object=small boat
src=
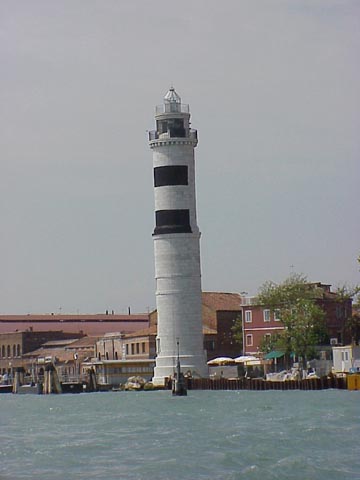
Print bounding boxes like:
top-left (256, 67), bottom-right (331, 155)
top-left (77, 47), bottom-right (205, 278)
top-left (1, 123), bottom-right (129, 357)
top-left (0, 384), bottom-right (13, 394)
top-left (17, 383), bottom-right (43, 395)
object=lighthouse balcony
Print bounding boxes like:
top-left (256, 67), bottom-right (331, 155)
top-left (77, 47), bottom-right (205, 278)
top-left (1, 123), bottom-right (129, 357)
top-left (148, 129), bottom-right (197, 142)
top-left (155, 103), bottom-right (189, 114)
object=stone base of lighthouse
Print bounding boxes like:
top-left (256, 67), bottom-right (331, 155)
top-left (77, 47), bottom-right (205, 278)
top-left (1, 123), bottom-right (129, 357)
top-left (152, 233), bottom-right (209, 386)
top-left (153, 354), bottom-right (209, 387)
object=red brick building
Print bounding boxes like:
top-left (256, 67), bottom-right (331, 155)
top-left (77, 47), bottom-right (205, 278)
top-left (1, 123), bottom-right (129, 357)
top-left (242, 283), bottom-right (352, 356)
top-left (201, 292), bottom-right (242, 359)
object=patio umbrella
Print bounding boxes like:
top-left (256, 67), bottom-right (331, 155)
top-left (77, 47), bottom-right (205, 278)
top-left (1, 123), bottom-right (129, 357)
top-left (234, 355), bottom-right (258, 363)
top-left (245, 359), bottom-right (262, 366)
top-left (207, 357), bottom-right (235, 366)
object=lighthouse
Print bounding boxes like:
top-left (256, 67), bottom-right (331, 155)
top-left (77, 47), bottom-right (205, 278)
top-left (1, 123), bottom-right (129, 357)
top-left (149, 87), bottom-right (208, 385)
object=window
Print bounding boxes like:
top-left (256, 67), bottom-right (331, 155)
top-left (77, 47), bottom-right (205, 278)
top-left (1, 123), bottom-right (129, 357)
top-left (204, 340), bottom-right (215, 351)
top-left (13, 345), bottom-right (16, 357)
top-left (115, 351), bottom-right (118, 360)
top-left (131, 344), bottom-right (135, 355)
top-left (263, 309), bottom-right (270, 322)
top-left (1, 346), bottom-right (4, 358)
top-left (16, 344), bottom-right (21, 357)
top-left (156, 118), bottom-right (185, 137)
top-left (126, 344), bottom-right (129, 355)
top-left (142, 342), bottom-right (146, 353)
top-left (341, 351), bottom-right (349, 361)
top-left (264, 333), bottom-right (271, 341)
top-left (336, 305), bottom-right (344, 319)
top-left (274, 309), bottom-right (281, 321)
top-left (7, 346), bottom-right (10, 357)
top-left (136, 343), bottom-right (140, 354)
top-left (246, 334), bottom-right (253, 347)
top-left (245, 310), bottom-right (252, 323)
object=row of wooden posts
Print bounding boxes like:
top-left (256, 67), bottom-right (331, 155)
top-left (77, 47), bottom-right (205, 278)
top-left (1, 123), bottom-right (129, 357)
top-left (11, 367), bottom-right (350, 393)
top-left (11, 365), bottom-right (99, 394)
top-left (186, 376), bottom-right (348, 391)
top-left (12, 365), bottom-right (62, 394)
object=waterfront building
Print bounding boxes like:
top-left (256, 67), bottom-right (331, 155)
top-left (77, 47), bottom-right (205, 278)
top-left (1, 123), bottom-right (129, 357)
top-left (148, 87), bottom-right (208, 384)
top-left (242, 283), bottom-right (353, 356)
top-left (90, 291), bottom-right (243, 388)
top-left (22, 335), bottom-right (98, 383)
top-left (332, 344), bottom-right (360, 373)
top-left (0, 330), bottom-right (84, 375)
top-left (101, 293), bottom-right (241, 360)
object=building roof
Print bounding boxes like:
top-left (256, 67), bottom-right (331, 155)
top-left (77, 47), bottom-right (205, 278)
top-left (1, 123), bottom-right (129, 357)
top-left (23, 347), bottom-right (76, 362)
top-left (64, 336), bottom-right (100, 349)
top-left (203, 325), bottom-right (217, 335)
top-left (23, 337), bottom-right (98, 362)
top-left (0, 313), bottom-right (149, 322)
top-left (122, 324), bottom-right (216, 340)
top-left (124, 325), bottom-right (158, 338)
top-left (202, 292), bottom-right (242, 312)
top-left (41, 339), bottom-right (80, 348)
top-left (0, 313), bottom-right (149, 335)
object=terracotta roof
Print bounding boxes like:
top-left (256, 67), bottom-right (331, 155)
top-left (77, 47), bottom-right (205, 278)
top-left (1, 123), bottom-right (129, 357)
top-left (124, 325), bottom-right (158, 338)
top-left (203, 325), bottom-right (217, 334)
top-left (23, 347), bottom-right (76, 362)
top-left (65, 336), bottom-right (100, 349)
top-left (122, 324), bottom-right (216, 339)
top-left (202, 292), bottom-right (242, 312)
top-left (0, 314), bottom-right (149, 322)
top-left (0, 314), bottom-right (149, 336)
top-left (41, 339), bottom-right (80, 347)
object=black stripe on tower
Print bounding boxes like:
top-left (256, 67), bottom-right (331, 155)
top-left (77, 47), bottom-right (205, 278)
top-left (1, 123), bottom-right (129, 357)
top-left (154, 166), bottom-right (188, 187)
top-left (153, 209), bottom-right (192, 235)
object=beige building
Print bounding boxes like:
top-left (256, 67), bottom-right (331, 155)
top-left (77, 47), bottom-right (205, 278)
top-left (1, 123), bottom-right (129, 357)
top-left (332, 345), bottom-right (360, 373)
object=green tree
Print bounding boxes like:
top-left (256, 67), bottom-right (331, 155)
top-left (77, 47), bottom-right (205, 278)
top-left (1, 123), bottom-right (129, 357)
top-left (258, 333), bottom-right (282, 354)
top-left (230, 315), bottom-right (243, 353)
top-left (334, 284), bottom-right (360, 343)
top-left (345, 313), bottom-right (360, 344)
top-left (257, 274), bottom-right (326, 370)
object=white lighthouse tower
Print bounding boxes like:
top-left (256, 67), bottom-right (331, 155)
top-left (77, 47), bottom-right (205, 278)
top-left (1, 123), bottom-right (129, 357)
top-left (149, 87), bottom-right (208, 385)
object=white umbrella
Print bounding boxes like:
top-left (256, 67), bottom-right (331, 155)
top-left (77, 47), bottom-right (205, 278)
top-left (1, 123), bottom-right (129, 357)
top-left (245, 359), bottom-right (262, 366)
top-left (207, 357), bottom-right (235, 366)
top-left (234, 355), bottom-right (258, 363)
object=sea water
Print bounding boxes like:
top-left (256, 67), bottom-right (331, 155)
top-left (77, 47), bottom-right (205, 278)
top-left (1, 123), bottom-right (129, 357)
top-left (0, 390), bottom-right (359, 480)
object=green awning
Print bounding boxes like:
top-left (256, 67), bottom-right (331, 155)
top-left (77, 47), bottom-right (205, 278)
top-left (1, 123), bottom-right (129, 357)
top-left (264, 351), bottom-right (285, 360)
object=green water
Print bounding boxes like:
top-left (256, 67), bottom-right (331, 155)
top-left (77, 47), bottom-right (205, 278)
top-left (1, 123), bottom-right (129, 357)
top-left (1, 390), bottom-right (359, 479)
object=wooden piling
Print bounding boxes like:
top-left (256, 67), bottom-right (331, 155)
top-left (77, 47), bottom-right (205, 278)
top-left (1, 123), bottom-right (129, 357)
top-left (187, 376), bottom-right (348, 391)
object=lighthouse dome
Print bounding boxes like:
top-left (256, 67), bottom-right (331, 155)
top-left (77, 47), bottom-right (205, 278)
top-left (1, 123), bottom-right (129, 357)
top-left (164, 87), bottom-right (181, 104)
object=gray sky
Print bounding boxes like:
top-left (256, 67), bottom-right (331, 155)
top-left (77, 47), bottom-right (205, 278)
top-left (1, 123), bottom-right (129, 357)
top-left (1, 0), bottom-right (359, 314)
